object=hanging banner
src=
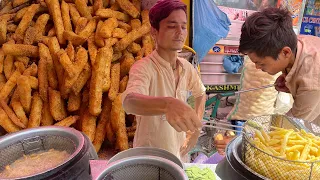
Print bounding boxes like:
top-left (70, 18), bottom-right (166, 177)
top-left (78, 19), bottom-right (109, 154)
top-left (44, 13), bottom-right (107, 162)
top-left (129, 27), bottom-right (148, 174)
top-left (277, 0), bottom-right (304, 27)
top-left (300, 0), bottom-right (320, 37)
top-left (213, 0), bottom-right (278, 11)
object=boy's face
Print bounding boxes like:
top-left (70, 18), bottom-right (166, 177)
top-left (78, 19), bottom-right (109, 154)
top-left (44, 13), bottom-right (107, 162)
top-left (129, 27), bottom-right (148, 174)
top-left (247, 50), bottom-right (291, 75)
top-left (152, 9), bottom-right (187, 51)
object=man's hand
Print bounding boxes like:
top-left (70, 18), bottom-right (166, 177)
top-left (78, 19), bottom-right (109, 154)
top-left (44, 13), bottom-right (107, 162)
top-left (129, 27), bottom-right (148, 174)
top-left (275, 74), bottom-right (290, 93)
top-left (180, 130), bottom-right (200, 156)
top-left (214, 133), bottom-right (235, 155)
top-left (165, 97), bottom-right (202, 132)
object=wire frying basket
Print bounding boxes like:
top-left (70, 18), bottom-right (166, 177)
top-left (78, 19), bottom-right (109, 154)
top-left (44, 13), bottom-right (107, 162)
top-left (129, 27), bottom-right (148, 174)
top-left (0, 126), bottom-right (85, 179)
top-left (96, 156), bottom-right (188, 180)
top-left (242, 114), bottom-right (320, 180)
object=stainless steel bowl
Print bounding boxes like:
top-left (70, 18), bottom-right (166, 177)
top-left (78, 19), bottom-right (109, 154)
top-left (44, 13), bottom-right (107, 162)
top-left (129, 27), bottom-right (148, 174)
top-left (107, 147), bottom-right (184, 169)
top-left (97, 156), bottom-right (188, 180)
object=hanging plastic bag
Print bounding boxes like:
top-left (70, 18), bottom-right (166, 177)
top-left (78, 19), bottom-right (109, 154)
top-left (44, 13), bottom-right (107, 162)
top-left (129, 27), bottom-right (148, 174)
top-left (223, 55), bottom-right (244, 74)
top-left (193, 0), bottom-right (231, 62)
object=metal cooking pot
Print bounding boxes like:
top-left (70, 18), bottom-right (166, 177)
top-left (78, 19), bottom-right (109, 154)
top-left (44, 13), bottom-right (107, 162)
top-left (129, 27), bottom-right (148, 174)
top-left (107, 147), bottom-right (184, 169)
top-left (0, 126), bottom-right (98, 180)
top-left (97, 156), bottom-right (188, 180)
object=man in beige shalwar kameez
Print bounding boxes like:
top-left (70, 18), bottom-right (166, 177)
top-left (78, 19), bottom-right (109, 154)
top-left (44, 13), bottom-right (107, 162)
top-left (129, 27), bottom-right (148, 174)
top-left (121, 0), bottom-right (206, 162)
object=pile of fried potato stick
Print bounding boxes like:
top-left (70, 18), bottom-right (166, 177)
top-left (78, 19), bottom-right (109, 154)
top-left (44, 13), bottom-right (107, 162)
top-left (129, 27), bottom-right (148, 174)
top-left (246, 126), bottom-right (320, 179)
top-left (0, 0), bottom-right (154, 153)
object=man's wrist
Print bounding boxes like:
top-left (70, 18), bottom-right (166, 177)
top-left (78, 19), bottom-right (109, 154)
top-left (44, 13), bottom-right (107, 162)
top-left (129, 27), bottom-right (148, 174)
top-left (163, 97), bottom-right (173, 114)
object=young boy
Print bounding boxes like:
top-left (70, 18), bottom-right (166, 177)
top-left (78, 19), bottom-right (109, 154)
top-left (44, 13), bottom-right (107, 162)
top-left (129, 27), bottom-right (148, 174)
top-left (121, 0), bottom-right (206, 161)
top-left (239, 7), bottom-right (320, 125)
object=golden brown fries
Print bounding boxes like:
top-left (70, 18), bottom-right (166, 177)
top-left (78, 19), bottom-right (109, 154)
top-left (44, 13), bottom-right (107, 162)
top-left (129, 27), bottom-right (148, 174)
top-left (93, 0), bottom-right (103, 14)
top-left (130, 19), bottom-right (141, 30)
top-left (75, 17), bottom-right (88, 34)
top-left (0, 19), bottom-right (7, 45)
top-left (142, 34), bottom-right (154, 57)
top-left (120, 52), bottom-right (135, 78)
top-left (0, 0), bottom-right (151, 154)
top-left (72, 63), bottom-right (91, 95)
top-left (28, 92), bottom-right (43, 128)
top-left (111, 94), bottom-right (128, 151)
top-left (0, 70), bottom-right (21, 100)
top-left (127, 42), bottom-right (141, 54)
top-left (119, 76), bottom-right (129, 93)
top-left (38, 43), bottom-right (49, 102)
top-left (96, 8), bottom-right (130, 22)
top-left (69, 3), bottom-right (81, 26)
top-left (108, 63), bottom-right (120, 101)
top-left (116, 0), bottom-right (139, 18)
top-left (17, 75), bottom-right (31, 113)
top-left (118, 21), bottom-right (131, 32)
top-left (75, 0), bottom-right (92, 19)
top-left (82, 110), bottom-right (96, 142)
top-left (11, 100), bottom-right (28, 127)
top-left (0, 107), bottom-right (21, 133)
top-left (114, 22), bottom-right (151, 51)
top-left (54, 115), bottom-right (79, 127)
top-left (67, 92), bottom-right (81, 112)
top-left (88, 35), bottom-right (98, 66)
top-left (3, 44), bottom-right (39, 57)
top-left (15, 4), bottom-right (40, 40)
top-left (4, 54), bottom-right (13, 79)
top-left (45, 0), bottom-right (65, 44)
top-left (61, 0), bottom-right (72, 32)
top-left (89, 47), bottom-right (113, 116)
top-left (49, 88), bottom-right (67, 121)
top-left (0, 100), bottom-right (25, 128)
top-left (41, 102), bottom-right (54, 126)
top-left (98, 17), bottom-right (118, 39)
top-left (132, 0), bottom-right (141, 12)
top-left (78, 18), bottom-right (97, 39)
top-left (93, 96), bottom-right (112, 152)
top-left (112, 28), bottom-right (127, 39)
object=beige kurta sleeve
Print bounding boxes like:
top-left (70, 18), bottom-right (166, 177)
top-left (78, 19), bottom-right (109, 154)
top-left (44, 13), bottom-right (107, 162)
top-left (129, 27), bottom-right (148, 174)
top-left (121, 60), bottom-right (150, 111)
top-left (288, 90), bottom-right (320, 124)
top-left (187, 64), bottom-right (206, 98)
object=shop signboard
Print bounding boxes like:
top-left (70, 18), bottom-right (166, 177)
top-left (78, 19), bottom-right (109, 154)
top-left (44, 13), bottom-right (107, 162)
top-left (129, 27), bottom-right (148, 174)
top-left (205, 84), bottom-right (240, 93)
top-left (300, 0), bottom-right (320, 37)
top-left (209, 45), bottom-right (240, 55)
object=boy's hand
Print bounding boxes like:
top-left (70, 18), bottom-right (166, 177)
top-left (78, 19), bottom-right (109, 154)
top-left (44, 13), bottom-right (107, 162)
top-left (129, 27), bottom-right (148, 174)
top-left (214, 132), bottom-right (235, 155)
top-left (275, 74), bottom-right (290, 93)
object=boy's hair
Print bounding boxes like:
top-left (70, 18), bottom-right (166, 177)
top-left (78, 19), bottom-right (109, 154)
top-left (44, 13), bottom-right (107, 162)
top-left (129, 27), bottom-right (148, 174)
top-left (239, 8), bottom-right (297, 59)
top-left (149, 0), bottom-right (187, 30)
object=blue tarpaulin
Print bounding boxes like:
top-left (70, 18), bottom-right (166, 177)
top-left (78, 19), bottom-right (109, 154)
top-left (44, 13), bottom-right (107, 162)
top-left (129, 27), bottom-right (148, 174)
top-left (193, 0), bottom-right (231, 62)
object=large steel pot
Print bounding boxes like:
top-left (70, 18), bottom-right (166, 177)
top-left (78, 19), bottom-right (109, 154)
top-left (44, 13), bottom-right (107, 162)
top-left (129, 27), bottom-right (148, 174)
top-left (107, 147), bottom-right (184, 169)
top-left (97, 156), bottom-right (188, 180)
top-left (0, 126), bottom-right (98, 180)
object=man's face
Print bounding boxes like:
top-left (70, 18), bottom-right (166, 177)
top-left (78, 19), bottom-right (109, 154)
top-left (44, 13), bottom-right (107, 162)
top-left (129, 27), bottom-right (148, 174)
top-left (247, 51), bottom-right (290, 75)
top-left (153, 9), bottom-right (187, 51)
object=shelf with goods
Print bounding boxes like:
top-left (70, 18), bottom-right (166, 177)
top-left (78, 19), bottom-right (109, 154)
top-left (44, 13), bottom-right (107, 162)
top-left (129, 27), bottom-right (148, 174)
top-left (196, 6), bottom-right (246, 90)
top-left (200, 44), bottom-right (243, 91)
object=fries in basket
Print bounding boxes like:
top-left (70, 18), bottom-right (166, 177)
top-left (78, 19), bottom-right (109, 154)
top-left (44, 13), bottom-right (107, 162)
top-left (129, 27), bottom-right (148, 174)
top-left (246, 125), bottom-right (320, 179)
